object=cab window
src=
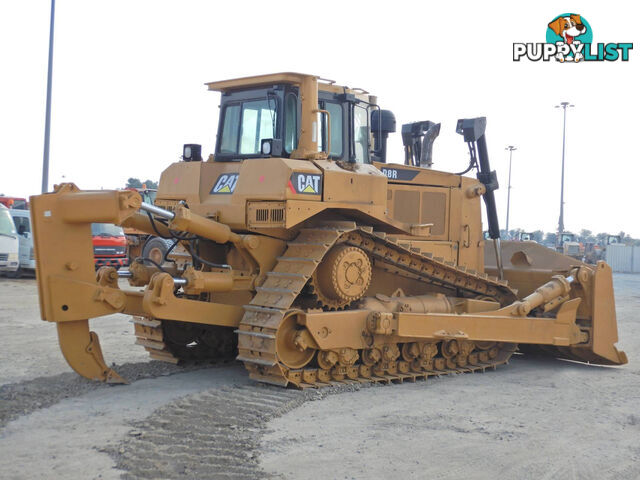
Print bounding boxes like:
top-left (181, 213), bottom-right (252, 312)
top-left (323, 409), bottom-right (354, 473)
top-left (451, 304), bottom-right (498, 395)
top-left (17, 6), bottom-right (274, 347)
top-left (284, 93), bottom-right (298, 153)
top-left (240, 99), bottom-right (277, 154)
top-left (12, 216), bottom-right (30, 234)
top-left (353, 105), bottom-right (369, 163)
top-left (220, 104), bottom-right (241, 153)
top-left (0, 209), bottom-right (16, 236)
top-left (318, 102), bottom-right (343, 158)
top-left (91, 223), bottom-right (125, 237)
top-left (219, 99), bottom-right (277, 155)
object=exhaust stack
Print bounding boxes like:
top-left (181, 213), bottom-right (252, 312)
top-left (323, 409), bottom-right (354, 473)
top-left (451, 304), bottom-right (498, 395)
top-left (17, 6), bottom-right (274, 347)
top-left (401, 121), bottom-right (441, 168)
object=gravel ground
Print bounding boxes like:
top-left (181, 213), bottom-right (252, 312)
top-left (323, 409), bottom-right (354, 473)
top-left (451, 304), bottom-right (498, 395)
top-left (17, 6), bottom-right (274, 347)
top-left (0, 274), bottom-right (637, 479)
top-left (261, 274), bottom-right (640, 479)
top-left (0, 278), bottom-right (150, 386)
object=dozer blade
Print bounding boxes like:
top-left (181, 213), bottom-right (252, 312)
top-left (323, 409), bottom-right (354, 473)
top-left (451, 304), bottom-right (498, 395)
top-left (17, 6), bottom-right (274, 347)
top-left (57, 320), bottom-right (127, 384)
top-left (519, 262), bottom-right (627, 366)
top-left (571, 261), bottom-right (627, 365)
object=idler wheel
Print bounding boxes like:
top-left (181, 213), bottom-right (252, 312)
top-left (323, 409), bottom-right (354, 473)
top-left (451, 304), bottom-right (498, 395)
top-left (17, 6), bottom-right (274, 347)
top-left (311, 245), bottom-right (372, 310)
top-left (275, 311), bottom-right (315, 369)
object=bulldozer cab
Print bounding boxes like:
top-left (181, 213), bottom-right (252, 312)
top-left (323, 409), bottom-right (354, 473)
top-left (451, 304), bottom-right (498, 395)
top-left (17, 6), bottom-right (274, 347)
top-left (559, 232), bottom-right (576, 245)
top-left (208, 73), bottom-right (373, 164)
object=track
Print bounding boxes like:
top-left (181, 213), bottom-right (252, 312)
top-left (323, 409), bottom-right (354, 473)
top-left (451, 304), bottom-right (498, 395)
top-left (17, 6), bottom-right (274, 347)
top-left (133, 222), bottom-right (519, 387)
top-left (133, 317), bottom-right (237, 364)
top-left (237, 222), bottom-right (518, 388)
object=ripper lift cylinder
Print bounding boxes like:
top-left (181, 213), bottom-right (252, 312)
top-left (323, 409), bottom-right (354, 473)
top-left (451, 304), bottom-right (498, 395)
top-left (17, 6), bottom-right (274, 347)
top-left (140, 202), bottom-right (241, 245)
top-left (182, 267), bottom-right (234, 294)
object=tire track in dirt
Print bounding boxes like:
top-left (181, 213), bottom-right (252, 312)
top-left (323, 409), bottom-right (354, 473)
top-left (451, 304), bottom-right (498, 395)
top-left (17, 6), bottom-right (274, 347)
top-left (109, 383), bottom-right (364, 480)
top-left (0, 361), bottom-right (229, 429)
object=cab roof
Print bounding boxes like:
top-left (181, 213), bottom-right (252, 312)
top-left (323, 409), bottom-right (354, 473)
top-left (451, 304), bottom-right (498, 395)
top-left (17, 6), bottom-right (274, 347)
top-left (205, 72), bottom-right (371, 100)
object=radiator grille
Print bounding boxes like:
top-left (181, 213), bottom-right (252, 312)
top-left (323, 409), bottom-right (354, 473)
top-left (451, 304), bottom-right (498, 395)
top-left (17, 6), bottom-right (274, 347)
top-left (270, 208), bottom-right (284, 222)
top-left (247, 202), bottom-right (286, 228)
top-left (256, 209), bottom-right (269, 222)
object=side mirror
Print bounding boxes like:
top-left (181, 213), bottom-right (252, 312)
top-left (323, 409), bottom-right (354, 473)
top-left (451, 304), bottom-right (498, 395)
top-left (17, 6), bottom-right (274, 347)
top-left (17, 224), bottom-right (26, 235)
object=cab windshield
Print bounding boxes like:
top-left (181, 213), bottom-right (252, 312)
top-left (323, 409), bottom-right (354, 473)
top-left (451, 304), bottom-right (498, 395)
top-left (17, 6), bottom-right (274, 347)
top-left (219, 98), bottom-right (277, 156)
top-left (91, 223), bottom-right (124, 237)
top-left (0, 209), bottom-right (17, 236)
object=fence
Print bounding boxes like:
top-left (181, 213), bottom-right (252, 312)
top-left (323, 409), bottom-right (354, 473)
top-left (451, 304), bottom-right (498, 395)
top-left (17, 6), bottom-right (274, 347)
top-left (606, 244), bottom-right (640, 273)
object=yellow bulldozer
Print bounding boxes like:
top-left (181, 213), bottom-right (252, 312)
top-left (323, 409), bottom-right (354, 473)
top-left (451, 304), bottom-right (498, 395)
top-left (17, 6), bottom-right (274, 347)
top-left (30, 73), bottom-right (626, 387)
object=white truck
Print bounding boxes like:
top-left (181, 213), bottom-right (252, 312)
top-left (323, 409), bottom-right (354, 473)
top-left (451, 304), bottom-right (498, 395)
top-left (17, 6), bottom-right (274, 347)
top-left (0, 205), bottom-right (19, 275)
top-left (8, 208), bottom-right (35, 277)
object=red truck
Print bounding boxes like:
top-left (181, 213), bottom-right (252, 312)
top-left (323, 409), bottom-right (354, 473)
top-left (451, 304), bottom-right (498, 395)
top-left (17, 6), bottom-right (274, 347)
top-left (91, 223), bottom-right (128, 270)
top-left (0, 196), bottom-right (28, 209)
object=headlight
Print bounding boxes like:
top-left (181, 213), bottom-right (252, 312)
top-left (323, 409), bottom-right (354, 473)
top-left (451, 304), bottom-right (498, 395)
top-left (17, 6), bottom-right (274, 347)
top-left (183, 143), bottom-right (202, 162)
top-left (260, 138), bottom-right (282, 156)
top-left (8, 253), bottom-right (18, 261)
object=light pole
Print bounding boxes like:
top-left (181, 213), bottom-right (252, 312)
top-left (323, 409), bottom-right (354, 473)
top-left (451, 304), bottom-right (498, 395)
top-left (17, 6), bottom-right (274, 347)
top-left (504, 145), bottom-right (516, 237)
top-left (42, 0), bottom-right (56, 193)
top-left (554, 102), bottom-right (574, 242)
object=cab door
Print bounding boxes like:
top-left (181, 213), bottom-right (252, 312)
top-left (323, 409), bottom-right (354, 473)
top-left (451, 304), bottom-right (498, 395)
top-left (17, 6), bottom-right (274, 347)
top-left (12, 215), bottom-right (31, 267)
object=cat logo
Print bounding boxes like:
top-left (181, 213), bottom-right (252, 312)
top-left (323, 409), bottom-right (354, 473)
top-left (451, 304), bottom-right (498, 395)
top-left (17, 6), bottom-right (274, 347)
top-left (211, 173), bottom-right (239, 194)
top-left (289, 172), bottom-right (322, 195)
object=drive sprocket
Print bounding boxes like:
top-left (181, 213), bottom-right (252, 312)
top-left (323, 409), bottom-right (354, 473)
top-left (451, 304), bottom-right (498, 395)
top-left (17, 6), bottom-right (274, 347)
top-left (309, 244), bottom-right (372, 310)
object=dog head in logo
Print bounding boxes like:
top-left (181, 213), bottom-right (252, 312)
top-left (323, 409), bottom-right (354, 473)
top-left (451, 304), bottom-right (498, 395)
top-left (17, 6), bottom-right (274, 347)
top-left (548, 14), bottom-right (587, 45)
top-left (547, 14), bottom-right (589, 62)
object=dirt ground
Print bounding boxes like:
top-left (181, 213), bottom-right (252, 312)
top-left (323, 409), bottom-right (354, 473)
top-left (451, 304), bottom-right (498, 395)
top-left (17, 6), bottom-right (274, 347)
top-left (0, 274), bottom-right (638, 479)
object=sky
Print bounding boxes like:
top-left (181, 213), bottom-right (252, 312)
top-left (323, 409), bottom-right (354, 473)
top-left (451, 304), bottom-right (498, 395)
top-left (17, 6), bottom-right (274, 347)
top-left (0, 0), bottom-right (639, 237)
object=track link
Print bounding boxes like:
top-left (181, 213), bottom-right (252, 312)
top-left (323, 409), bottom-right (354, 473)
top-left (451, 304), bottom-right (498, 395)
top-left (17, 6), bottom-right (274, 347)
top-left (133, 317), bottom-right (180, 363)
top-left (133, 316), bottom-right (237, 364)
top-left (237, 222), bottom-right (519, 388)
